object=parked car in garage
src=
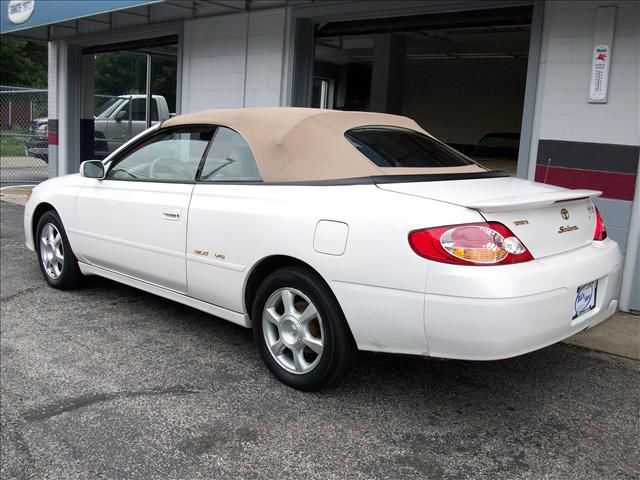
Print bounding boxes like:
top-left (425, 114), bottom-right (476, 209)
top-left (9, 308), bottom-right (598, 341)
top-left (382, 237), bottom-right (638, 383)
top-left (470, 132), bottom-right (521, 174)
top-left (24, 95), bottom-right (171, 163)
top-left (24, 108), bottom-right (621, 390)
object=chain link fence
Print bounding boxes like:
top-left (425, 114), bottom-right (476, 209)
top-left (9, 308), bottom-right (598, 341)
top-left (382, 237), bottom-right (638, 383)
top-left (0, 86), bottom-right (49, 186)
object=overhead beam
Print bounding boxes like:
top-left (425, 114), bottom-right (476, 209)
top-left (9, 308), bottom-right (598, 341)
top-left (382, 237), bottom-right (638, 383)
top-left (199, 0), bottom-right (247, 12)
top-left (315, 6), bottom-right (533, 38)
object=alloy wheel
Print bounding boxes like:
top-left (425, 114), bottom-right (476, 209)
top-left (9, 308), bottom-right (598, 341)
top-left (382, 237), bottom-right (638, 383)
top-left (39, 222), bottom-right (64, 279)
top-left (262, 287), bottom-right (324, 375)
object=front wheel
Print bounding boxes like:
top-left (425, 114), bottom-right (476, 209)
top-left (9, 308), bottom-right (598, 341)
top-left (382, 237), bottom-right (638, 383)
top-left (252, 267), bottom-right (356, 391)
top-left (35, 210), bottom-right (83, 289)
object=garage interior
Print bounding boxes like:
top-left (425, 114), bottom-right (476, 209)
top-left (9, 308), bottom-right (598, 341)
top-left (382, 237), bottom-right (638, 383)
top-left (313, 6), bottom-right (533, 174)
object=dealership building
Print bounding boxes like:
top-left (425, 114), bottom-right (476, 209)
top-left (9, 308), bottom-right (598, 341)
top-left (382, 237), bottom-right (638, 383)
top-left (2, 0), bottom-right (639, 311)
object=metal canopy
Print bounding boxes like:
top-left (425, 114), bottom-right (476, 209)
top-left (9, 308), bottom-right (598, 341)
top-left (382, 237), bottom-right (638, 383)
top-left (1, 0), bottom-right (163, 35)
top-left (1, 0), bottom-right (298, 41)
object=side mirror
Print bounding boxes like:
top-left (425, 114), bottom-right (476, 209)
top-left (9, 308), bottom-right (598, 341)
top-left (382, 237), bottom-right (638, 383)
top-left (115, 110), bottom-right (127, 122)
top-left (80, 160), bottom-right (105, 179)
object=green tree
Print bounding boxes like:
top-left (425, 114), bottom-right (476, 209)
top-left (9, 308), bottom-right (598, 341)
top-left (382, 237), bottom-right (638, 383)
top-left (95, 51), bottom-right (147, 98)
top-left (0, 37), bottom-right (47, 87)
top-left (94, 51), bottom-right (177, 113)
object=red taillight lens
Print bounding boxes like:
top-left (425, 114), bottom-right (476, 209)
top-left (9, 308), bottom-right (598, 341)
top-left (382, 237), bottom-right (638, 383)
top-left (408, 222), bottom-right (534, 266)
top-left (594, 208), bottom-right (607, 241)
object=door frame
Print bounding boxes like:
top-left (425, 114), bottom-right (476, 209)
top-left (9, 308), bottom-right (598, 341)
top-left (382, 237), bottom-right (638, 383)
top-left (285, 0), bottom-right (542, 180)
top-left (52, 20), bottom-right (183, 177)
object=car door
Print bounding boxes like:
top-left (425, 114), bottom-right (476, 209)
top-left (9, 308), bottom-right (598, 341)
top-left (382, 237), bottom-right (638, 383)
top-left (74, 126), bottom-right (215, 292)
top-left (186, 126), bottom-right (262, 311)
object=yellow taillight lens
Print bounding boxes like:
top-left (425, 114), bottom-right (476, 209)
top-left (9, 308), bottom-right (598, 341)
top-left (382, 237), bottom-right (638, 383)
top-left (452, 246), bottom-right (507, 263)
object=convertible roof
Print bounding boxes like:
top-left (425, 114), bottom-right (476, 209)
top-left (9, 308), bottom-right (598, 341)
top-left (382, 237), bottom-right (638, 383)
top-left (162, 107), bottom-right (484, 182)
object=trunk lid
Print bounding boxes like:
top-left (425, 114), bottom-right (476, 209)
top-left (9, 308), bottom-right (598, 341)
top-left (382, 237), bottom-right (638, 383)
top-left (378, 176), bottom-right (601, 259)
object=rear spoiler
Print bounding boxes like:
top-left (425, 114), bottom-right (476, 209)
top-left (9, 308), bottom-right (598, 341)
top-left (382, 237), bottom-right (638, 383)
top-left (462, 189), bottom-right (602, 213)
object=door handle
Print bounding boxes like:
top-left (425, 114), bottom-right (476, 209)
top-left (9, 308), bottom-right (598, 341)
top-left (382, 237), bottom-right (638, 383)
top-left (163, 209), bottom-right (181, 221)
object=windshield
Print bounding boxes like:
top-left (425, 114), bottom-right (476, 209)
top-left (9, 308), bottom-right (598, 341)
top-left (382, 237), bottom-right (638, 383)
top-left (96, 97), bottom-right (127, 119)
top-left (345, 126), bottom-right (474, 168)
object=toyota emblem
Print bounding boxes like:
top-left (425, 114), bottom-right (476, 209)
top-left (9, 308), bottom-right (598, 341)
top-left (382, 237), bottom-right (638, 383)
top-left (560, 208), bottom-right (569, 220)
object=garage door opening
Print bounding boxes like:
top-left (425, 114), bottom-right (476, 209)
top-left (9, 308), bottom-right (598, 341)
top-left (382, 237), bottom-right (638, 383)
top-left (313, 6), bottom-right (533, 175)
top-left (80, 37), bottom-right (178, 161)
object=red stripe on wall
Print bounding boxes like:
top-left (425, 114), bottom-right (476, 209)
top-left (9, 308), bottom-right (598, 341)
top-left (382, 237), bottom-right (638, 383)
top-left (47, 132), bottom-right (58, 145)
top-left (535, 165), bottom-right (636, 201)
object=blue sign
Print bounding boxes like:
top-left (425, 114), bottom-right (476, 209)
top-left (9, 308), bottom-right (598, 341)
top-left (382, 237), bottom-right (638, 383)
top-left (1, 0), bottom-right (163, 34)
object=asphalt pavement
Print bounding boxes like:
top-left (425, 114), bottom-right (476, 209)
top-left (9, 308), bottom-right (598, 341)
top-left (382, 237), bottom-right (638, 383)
top-left (1, 203), bottom-right (639, 480)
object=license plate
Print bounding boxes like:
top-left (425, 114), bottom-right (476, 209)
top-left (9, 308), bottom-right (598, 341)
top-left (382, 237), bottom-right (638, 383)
top-left (574, 280), bottom-right (597, 319)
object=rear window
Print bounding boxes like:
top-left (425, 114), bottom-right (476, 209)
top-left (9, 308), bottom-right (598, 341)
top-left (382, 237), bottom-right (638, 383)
top-left (345, 126), bottom-right (473, 168)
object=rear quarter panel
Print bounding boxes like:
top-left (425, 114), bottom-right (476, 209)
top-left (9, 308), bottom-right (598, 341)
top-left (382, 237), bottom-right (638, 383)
top-left (187, 183), bottom-right (483, 355)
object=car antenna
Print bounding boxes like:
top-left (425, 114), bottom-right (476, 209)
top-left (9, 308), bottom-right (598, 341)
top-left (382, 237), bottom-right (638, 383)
top-left (543, 156), bottom-right (552, 184)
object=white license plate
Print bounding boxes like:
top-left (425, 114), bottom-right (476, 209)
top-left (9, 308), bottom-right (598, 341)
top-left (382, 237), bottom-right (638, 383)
top-left (574, 280), bottom-right (597, 319)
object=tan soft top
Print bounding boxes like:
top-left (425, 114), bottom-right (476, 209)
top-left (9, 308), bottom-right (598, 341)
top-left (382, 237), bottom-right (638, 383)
top-left (163, 107), bottom-right (484, 182)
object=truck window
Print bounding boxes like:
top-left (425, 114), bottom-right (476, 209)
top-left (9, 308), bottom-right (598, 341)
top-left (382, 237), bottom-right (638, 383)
top-left (130, 98), bottom-right (159, 122)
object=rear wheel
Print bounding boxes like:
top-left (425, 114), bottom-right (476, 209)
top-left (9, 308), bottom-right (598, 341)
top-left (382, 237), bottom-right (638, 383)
top-left (252, 267), bottom-right (356, 391)
top-left (35, 210), bottom-right (83, 289)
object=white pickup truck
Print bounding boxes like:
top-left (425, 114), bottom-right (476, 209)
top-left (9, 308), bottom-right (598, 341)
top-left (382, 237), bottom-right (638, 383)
top-left (26, 94), bottom-right (171, 162)
top-left (95, 94), bottom-right (171, 154)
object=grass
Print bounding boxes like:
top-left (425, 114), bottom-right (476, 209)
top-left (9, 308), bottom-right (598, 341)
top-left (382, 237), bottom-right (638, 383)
top-left (0, 133), bottom-right (27, 157)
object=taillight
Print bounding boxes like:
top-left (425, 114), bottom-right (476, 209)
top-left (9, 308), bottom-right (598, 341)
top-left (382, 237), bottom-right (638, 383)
top-left (594, 208), bottom-right (607, 241)
top-left (408, 222), bottom-right (534, 266)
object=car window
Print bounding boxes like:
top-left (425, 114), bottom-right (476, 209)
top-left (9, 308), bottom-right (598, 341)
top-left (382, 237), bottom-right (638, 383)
top-left (345, 126), bottom-right (473, 168)
top-left (199, 127), bottom-right (261, 182)
top-left (107, 128), bottom-right (214, 182)
top-left (96, 97), bottom-right (125, 118)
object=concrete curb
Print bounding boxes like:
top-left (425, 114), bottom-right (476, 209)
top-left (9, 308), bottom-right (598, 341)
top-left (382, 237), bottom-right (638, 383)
top-left (564, 312), bottom-right (640, 361)
top-left (0, 185), bottom-right (33, 206)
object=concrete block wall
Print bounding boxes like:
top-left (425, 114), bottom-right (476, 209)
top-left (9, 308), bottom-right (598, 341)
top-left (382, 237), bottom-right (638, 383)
top-left (181, 9), bottom-right (286, 113)
top-left (529, 0), bottom-right (639, 254)
top-left (535, 0), bottom-right (638, 146)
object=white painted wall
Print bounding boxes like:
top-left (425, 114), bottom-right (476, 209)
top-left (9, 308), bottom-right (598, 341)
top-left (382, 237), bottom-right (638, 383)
top-left (47, 41), bottom-right (58, 179)
top-left (180, 9), bottom-right (286, 113)
top-left (529, 0), bottom-right (639, 168)
top-left (402, 59), bottom-right (528, 145)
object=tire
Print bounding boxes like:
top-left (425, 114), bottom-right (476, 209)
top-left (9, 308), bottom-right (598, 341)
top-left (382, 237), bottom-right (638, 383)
top-left (35, 210), bottom-right (83, 290)
top-left (252, 267), bottom-right (356, 391)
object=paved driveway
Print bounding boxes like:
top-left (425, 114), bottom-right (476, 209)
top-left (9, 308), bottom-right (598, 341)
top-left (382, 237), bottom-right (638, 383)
top-left (1, 203), bottom-right (639, 480)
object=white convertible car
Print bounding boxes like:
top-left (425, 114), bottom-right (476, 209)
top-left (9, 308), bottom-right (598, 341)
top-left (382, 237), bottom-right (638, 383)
top-left (24, 108), bottom-right (622, 390)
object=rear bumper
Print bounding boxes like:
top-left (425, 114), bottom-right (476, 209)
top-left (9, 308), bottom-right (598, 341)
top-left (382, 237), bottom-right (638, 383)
top-left (424, 239), bottom-right (622, 360)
